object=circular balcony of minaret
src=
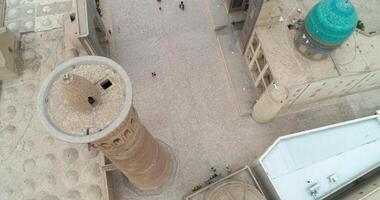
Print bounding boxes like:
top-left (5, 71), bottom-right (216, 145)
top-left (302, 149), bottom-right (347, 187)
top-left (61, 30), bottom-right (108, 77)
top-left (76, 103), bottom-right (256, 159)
top-left (37, 56), bottom-right (133, 143)
top-left (206, 181), bottom-right (266, 200)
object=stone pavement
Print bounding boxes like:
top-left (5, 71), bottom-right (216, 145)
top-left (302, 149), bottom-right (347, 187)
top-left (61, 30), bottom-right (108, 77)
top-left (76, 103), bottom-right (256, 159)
top-left (0, 0), bottom-right (379, 200)
top-left (104, 0), bottom-right (380, 199)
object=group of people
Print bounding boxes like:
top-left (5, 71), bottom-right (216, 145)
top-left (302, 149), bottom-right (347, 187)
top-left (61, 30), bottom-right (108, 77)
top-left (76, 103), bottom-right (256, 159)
top-left (156, 0), bottom-right (185, 11)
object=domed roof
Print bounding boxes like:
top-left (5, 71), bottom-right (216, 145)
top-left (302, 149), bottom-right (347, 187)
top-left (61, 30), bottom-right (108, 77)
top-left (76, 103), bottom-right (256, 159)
top-left (305, 0), bottom-right (358, 46)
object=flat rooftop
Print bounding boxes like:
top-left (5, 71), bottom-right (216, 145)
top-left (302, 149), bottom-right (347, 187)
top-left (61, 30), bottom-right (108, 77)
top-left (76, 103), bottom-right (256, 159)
top-left (256, 0), bottom-right (380, 87)
top-left (257, 112), bottom-right (380, 200)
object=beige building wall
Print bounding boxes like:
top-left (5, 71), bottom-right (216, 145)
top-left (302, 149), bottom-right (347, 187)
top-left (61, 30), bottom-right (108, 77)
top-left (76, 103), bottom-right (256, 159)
top-left (246, 30), bottom-right (380, 109)
top-left (247, 33), bottom-right (380, 121)
top-left (242, 0), bottom-right (380, 122)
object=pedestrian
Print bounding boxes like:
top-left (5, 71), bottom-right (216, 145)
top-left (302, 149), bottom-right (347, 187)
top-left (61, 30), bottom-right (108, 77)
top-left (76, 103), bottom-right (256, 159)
top-left (157, 0), bottom-right (162, 11)
top-left (179, 1), bottom-right (185, 10)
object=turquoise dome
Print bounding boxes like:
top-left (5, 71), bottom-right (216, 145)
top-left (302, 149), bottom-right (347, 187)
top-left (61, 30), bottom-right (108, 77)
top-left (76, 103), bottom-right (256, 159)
top-left (305, 0), bottom-right (358, 47)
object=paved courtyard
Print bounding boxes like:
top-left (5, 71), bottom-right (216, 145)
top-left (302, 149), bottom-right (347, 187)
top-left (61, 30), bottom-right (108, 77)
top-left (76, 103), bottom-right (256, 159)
top-left (104, 0), bottom-right (380, 199)
top-left (0, 0), bottom-right (379, 200)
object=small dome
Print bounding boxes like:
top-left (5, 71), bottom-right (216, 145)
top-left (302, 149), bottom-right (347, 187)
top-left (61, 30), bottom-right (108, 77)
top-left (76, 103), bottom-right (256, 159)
top-left (305, 0), bottom-right (358, 47)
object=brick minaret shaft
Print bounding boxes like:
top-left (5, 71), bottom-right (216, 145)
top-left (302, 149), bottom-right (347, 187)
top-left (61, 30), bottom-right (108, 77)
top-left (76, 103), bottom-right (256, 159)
top-left (61, 73), bottom-right (172, 190)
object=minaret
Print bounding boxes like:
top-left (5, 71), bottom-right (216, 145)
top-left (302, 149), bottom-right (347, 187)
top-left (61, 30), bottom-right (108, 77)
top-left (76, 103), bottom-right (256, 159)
top-left (37, 56), bottom-right (173, 191)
